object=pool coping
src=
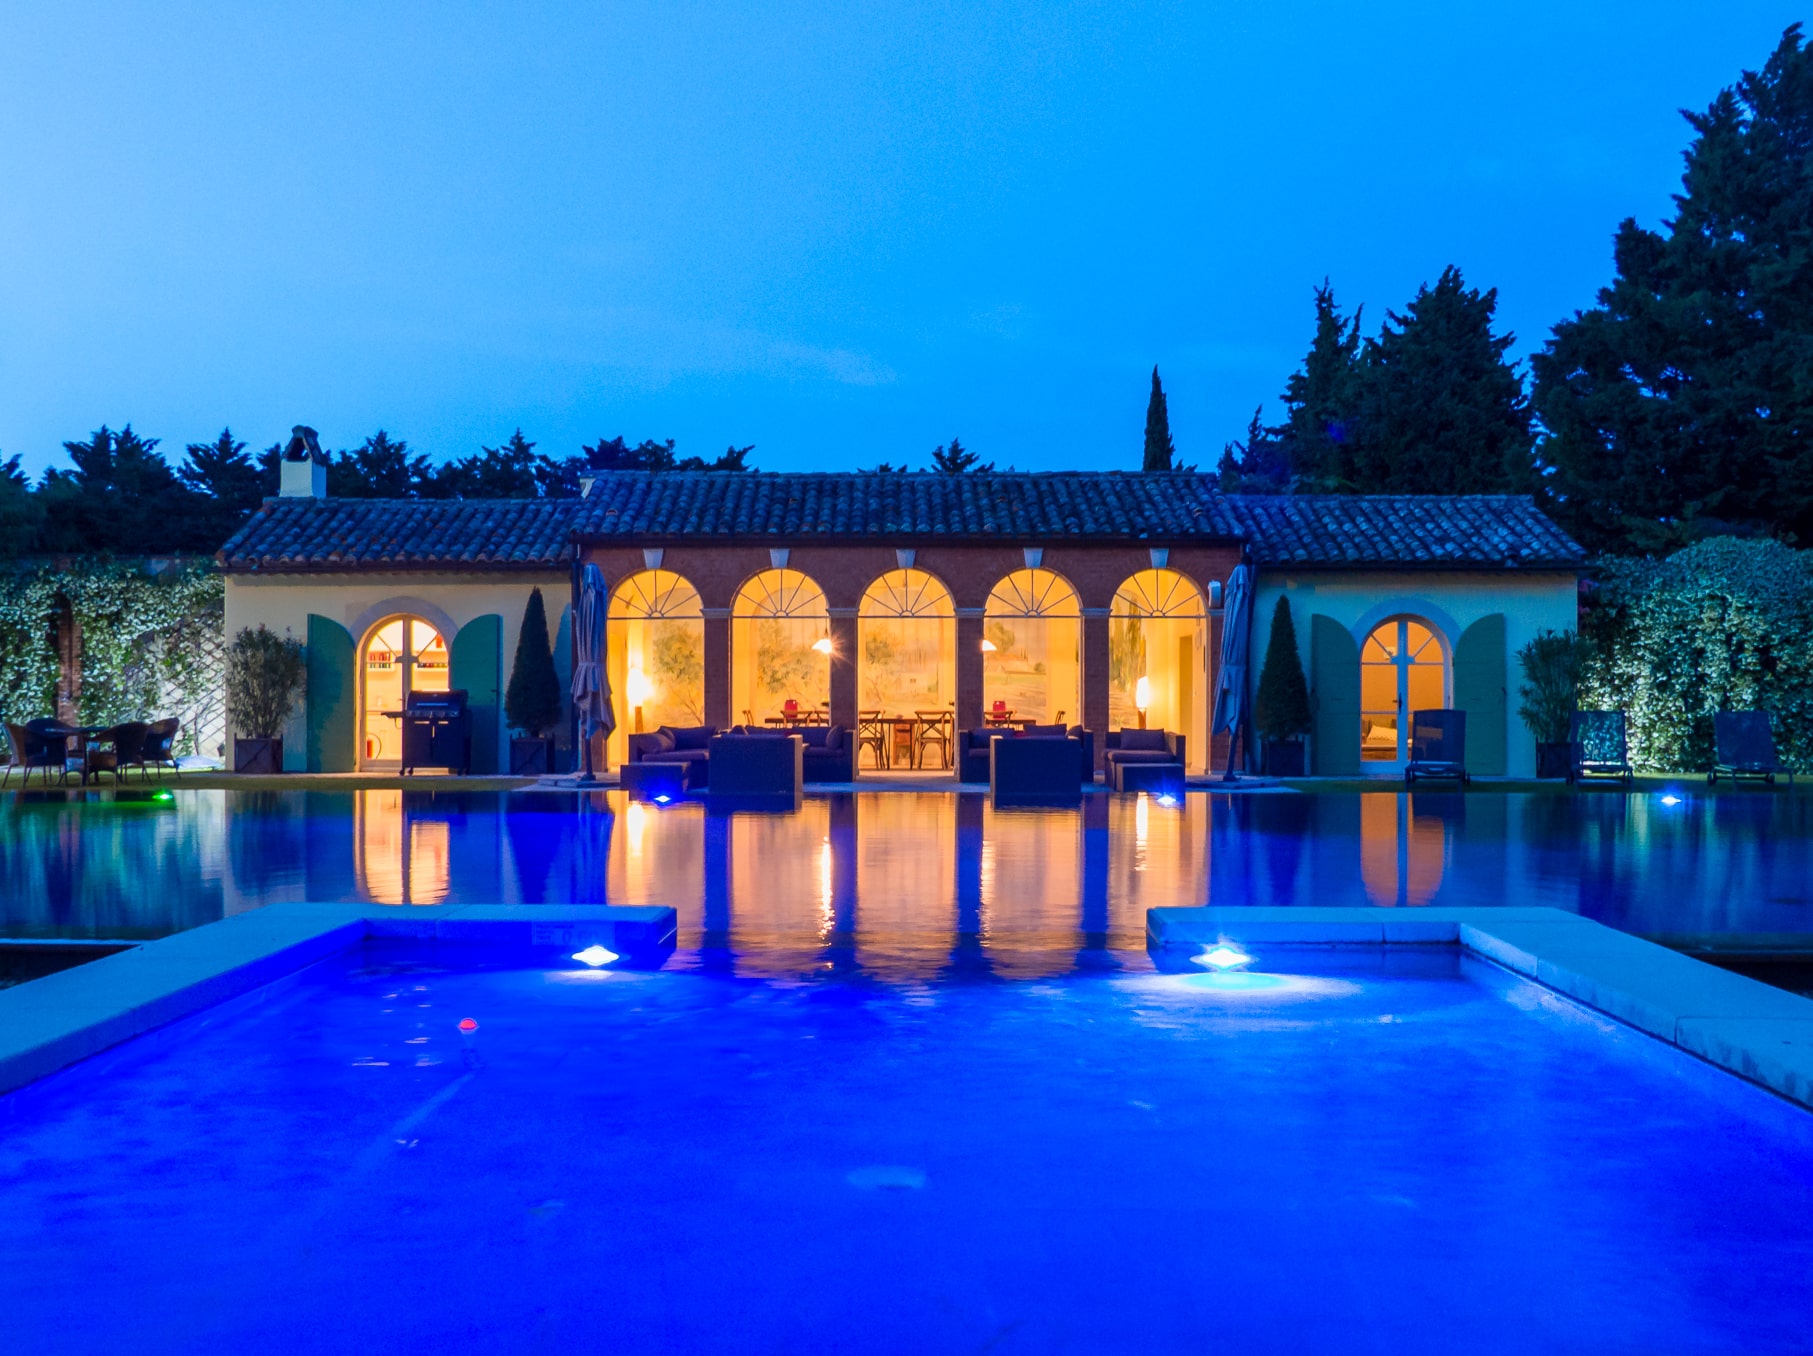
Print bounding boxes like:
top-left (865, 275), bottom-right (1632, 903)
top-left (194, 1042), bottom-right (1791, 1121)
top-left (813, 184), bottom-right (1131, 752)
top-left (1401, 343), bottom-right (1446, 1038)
top-left (0, 903), bottom-right (677, 1098)
top-left (1148, 906), bottom-right (1813, 1110)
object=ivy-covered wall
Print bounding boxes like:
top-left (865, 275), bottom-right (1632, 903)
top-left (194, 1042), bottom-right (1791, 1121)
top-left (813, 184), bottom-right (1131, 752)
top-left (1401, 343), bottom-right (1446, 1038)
top-left (1583, 537), bottom-right (1813, 771)
top-left (0, 559), bottom-right (224, 756)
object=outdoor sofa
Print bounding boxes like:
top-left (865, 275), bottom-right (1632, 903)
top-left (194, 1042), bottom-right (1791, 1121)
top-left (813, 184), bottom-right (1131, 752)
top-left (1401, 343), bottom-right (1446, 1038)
top-left (1103, 728), bottom-right (1186, 793)
top-left (709, 732), bottom-right (805, 798)
top-left (730, 724), bottom-right (855, 782)
top-left (626, 724), bottom-right (719, 788)
top-left (989, 734), bottom-right (1087, 803)
top-left (959, 725), bottom-right (1094, 786)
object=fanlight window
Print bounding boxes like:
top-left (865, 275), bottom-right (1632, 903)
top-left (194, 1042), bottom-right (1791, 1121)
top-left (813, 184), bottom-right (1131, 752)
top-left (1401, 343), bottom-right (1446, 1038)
top-left (610, 570), bottom-right (701, 620)
top-left (734, 569), bottom-right (827, 618)
top-left (1112, 569), bottom-right (1206, 619)
top-left (987, 569), bottom-right (1079, 618)
top-left (861, 569), bottom-right (953, 617)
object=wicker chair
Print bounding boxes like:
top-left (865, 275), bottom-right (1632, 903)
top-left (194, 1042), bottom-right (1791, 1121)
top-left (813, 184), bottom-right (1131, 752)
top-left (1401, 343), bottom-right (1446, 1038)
top-left (108, 721), bottom-right (153, 781)
top-left (142, 718), bottom-right (183, 779)
top-left (3, 722), bottom-right (64, 788)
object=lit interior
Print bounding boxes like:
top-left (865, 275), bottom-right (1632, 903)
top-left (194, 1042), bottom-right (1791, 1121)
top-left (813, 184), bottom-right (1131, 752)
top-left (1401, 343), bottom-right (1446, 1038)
top-left (607, 571), bottom-right (705, 766)
top-left (731, 569), bottom-right (831, 726)
top-left (983, 570), bottom-right (1081, 727)
top-left (1360, 617), bottom-right (1445, 764)
top-left (1109, 569), bottom-right (1207, 769)
top-left (360, 616), bottom-right (450, 769)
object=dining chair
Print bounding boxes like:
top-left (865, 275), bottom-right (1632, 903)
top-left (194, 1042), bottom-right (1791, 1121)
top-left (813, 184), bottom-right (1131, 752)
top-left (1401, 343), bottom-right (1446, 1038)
top-left (856, 711), bottom-right (888, 770)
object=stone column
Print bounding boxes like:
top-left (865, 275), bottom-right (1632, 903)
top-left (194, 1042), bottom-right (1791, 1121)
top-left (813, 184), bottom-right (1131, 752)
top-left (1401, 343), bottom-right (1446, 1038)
top-left (828, 607), bottom-right (858, 732)
top-left (1081, 607), bottom-right (1110, 773)
top-left (702, 607), bottom-right (731, 731)
top-left (955, 608), bottom-right (984, 735)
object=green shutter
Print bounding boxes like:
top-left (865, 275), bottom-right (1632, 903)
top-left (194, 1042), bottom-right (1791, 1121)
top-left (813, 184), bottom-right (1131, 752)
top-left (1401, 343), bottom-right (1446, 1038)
top-left (1310, 614), bottom-right (1360, 776)
top-left (1453, 614), bottom-right (1507, 776)
top-left (452, 614), bottom-right (503, 775)
top-left (305, 615), bottom-right (356, 773)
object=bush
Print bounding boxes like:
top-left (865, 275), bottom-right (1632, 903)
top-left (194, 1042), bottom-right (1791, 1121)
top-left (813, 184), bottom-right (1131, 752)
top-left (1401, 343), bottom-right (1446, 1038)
top-left (1254, 596), bottom-right (1312, 741)
top-left (225, 625), bottom-right (306, 740)
top-left (505, 587), bottom-right (563, 737)
top-left (1516, 629), bottom-right (1590, 743)
top-left (1583, 537), bottom-right (1813, 770)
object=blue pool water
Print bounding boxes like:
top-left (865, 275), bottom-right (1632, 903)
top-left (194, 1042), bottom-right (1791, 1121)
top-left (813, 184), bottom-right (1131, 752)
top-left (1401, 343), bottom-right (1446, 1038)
top-left (2, 942), bottom-right (1812, 1352)
top-left (5, 788), bottom-right (1813, 951)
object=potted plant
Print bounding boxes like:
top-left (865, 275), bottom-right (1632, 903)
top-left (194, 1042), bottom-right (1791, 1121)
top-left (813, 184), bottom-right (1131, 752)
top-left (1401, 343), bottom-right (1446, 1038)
top-left (225, 624), bottom-right (306, 774)
top-left (1254, 596), bottom-right (1312, 776)
top-left (1517, 628), bottom-right (1588, 779)
top-left (505, 587), bottom-right (564, 775)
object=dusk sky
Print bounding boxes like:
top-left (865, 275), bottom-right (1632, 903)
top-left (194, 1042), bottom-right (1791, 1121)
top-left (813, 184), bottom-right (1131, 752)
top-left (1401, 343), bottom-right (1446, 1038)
top-left (1, 3), bottom-right (1799, 479)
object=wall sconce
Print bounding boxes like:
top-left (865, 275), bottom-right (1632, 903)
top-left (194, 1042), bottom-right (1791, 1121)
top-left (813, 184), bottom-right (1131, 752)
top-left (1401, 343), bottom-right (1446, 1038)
top-left (1134, 675), bottom-right (1151, 729)
top-left (812, 636), bottom-right (834, 655)
top-left (980, 639), bottom-right (997, 653)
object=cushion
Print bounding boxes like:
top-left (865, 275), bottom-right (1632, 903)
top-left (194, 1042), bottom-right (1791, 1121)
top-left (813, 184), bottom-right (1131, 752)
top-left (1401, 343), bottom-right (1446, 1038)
top-left (795, 726), bottom-right (832, 749)
top-left (1117, 728), bottom-right (1170, 752)
top-left (1106, 749), bottom-right (1178, 765)
top-left (642, 729), bottom-right (676, 754)
top-left (661, 724), bottom-right (716, 751)
top-left (1024, 724), bottom-right (1068, 738)
top-left (643, 748), bottom-right (710, 765)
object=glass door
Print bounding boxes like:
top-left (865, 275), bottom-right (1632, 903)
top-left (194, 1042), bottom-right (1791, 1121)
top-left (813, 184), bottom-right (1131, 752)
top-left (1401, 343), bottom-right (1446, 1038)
top-left (1359, 619), bottom-right (1444, 768)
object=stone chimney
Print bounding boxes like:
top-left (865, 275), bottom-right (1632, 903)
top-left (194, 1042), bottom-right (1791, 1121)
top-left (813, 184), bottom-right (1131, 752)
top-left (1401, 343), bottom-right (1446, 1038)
top-left (279, 425), bottom-right (328, 498)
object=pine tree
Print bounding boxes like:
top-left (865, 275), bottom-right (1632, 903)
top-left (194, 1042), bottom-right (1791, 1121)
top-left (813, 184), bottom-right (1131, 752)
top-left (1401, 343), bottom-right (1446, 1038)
top-left (1533, 25), bottom-right (1813, 552)
top-left (440, 430), bottom-right (545, 498)
top-left (178, 428), bottom-right (266, 545)
top-left (1215, 408), bottom-right (1291, 494)
top-left (1277, 281), bottom-right (1365, 490)
top-left (1351, 266), bottom-right (1532, 495)
top-left (328, 431), bottom-right (434, 498)
top-left (931, 437), bottom-right (990, 473)
top-left (1254, 597), bottom-right (1312, 740)
top-left (505, 587), bottom-right (564, 737)
top-left (0, 454), bottom-right (43, 556)
top-left (1142, 367), bottom-right (1175, 471)
top-left (37, 425), bottom-right (196, 554)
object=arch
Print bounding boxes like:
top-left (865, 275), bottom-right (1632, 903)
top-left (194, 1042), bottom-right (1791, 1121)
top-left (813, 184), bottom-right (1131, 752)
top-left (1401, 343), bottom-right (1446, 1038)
top-left (1109, 569), bottom-right (1208, 770)
top-left (731, 568), bottom-right (831, 725)
top-left (1359, 614), bottom-right (1449, 768)
top-left (857, 570), bottom-right (955, 744)
top-left (984, 568), bottom-right (1081, 726)
top-left (346, 596), bottom-right (458, 651)
top-left (358, 614), bottom-right (451, 768)
top-left (607, 570), bottom-right (705, 765)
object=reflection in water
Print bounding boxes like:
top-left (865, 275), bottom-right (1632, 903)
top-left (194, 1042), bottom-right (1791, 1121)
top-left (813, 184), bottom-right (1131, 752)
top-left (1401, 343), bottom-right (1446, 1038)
top-left (9, 789), bottom-right (1813, 969)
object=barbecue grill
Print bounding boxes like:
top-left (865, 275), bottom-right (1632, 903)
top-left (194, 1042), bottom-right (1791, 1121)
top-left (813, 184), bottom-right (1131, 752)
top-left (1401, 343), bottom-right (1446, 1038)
top-left (386, 689), bottom-right (472, 775)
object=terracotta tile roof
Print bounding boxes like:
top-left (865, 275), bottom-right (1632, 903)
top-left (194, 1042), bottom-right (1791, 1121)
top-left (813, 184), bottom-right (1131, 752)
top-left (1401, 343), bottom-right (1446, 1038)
top-left (216, 476), bottom-right (1583, 573)
top-left (574, 471), bottom-right (1237, 541)
top-left (217, 497), bottom-right (575, 573)
top-left (1224, 494), bottom-right (1583, 569)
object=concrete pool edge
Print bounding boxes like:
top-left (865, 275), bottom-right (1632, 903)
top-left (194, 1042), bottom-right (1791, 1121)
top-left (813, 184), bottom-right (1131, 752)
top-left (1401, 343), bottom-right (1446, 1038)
top-left (0, 903), bottom-right (678, 1097)
top-left (1148, 906), bottom-right (1813, 1110)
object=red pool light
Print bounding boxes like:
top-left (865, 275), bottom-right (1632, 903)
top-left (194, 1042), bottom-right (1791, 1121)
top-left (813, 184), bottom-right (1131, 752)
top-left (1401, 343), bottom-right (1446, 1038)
top-left (458, 1018), bottom-right (478, 1033)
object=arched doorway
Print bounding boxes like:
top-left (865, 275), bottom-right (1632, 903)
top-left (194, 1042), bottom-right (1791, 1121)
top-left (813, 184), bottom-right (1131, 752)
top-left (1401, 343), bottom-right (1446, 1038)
top-left (1110, 569), bottom-right (1207, 770)
top-left (1360, 617), bottom-right (1447, 768)
top-left (607, 570), bottom-right (705, 766)
top-left (859, 570), bottom-right (956, 768)
top-left (732, 569), bottom-right (831, 725)
top-left (360, 616), bottom-right (450, 769)
top-left (984, 569), bottom-right (1081, 726)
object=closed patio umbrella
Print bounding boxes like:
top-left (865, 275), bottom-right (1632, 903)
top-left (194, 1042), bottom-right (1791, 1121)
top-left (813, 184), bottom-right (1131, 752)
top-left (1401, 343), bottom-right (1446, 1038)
top-left (1211, 561), bottom-right (1254, 781)
top-left (571, 562), bottom-right (615, 783)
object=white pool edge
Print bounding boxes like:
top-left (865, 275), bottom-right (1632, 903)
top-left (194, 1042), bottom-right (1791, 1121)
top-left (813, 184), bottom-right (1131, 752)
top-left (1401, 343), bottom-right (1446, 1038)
top-left (1148, 906), bottom-right (1813, 1110)
top-left (0, 903), bottom-right (677, 1097)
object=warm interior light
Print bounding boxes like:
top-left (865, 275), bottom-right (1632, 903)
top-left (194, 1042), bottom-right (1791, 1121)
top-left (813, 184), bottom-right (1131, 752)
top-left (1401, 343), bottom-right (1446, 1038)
top-left (572, 945), bottom-right (619, 967)
top-left (1195, 944), bottom-right (1252, 971)
top-left (980, 639), bottom-right (997, 653)
top-left (812, 636), bottom-right (834, 655)
top-left (626, 665), bottom-right (654, 707)
top-left (1134, 675), bottom-right (1151, 711)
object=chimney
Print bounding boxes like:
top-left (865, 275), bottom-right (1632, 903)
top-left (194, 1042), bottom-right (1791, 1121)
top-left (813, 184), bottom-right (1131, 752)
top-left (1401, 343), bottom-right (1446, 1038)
top-left (279, 425), bottom-right (328, 499)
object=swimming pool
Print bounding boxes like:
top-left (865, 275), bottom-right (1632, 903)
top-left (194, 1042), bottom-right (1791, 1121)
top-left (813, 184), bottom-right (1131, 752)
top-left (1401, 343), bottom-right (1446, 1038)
top-left (6, 788), bottom-right (1813, 954)
top-left (2, 930), bottom-right (1811, 1353)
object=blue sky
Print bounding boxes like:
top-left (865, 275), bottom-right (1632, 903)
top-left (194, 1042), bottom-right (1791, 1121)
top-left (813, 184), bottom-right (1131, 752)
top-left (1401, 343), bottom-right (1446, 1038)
top-left (0, 3), bottom-right (1798, 478)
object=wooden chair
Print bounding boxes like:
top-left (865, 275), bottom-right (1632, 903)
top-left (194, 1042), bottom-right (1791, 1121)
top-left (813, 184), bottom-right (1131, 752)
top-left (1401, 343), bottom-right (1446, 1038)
top-left (914, 710), bottom-right (953, 770)
top-left (856, 711), bottom-right (889, 770)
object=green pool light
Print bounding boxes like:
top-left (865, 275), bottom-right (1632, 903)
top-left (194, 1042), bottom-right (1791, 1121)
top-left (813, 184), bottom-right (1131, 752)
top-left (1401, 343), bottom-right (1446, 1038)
top-left (154, 790), bottom-right (175, 802)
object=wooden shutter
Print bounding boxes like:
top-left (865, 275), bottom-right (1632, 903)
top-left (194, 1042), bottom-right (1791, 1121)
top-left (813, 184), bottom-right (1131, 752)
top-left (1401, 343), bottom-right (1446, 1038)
top-left (451, 614), bottom-right (503, 775)
top-left (1453, 614), bottom-right (1507, 776)
top-left (1310, 614), bottom-right (1360, 776)
top-left (305, 614), bottom-right (356, 773)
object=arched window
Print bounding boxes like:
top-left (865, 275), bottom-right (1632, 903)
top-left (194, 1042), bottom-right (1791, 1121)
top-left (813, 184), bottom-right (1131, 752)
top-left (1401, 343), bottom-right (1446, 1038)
top-left (984, 569), bottom-right (1081, 727)
top-left (1110, 569), bottom-right (1207, 769)
top-left (607, 570), bottom-right (704, 765)
top-left (858, 569), bottom-right (955, 731)
top-left (732, 569), bottom-right (831, 726)
top-left (360, 616), bottom-right (449, 768)
top-left (1360, 617), bottom-right (1447, 766)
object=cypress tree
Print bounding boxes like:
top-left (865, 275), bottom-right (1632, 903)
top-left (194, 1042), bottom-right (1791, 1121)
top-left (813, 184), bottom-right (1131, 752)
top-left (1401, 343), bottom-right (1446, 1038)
top-left (1142, 367), bottom-right (1175, 471)
top-left (1254, 597), bottom-right (1312, 741)
top-left (1277, 281), bottom-right (1364, 490)
top-left (505, 587), bottom-right (563, 738)
top-left (1532, 25), bottom-right (1813, 552)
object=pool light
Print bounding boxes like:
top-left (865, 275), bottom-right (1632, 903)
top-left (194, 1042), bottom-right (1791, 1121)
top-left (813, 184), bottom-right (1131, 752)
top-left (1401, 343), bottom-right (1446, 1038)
top-left (1194, 944), bottom-right (1252, 971)
top-left (572, 944), bottom-right (619, 967)
top-left (1659, 793), bottom-right (1683, 806)
top-left (1156, 793), bottom-right (1179, 808)
top-left (457, 1018), bottom-right (478, 1033)
top-left (652, 793), bottom-right (672, 805)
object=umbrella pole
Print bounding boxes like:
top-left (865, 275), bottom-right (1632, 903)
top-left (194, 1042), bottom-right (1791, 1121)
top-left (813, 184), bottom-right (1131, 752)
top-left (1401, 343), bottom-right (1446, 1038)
top-left (577, 722), bottom-right (595, 785)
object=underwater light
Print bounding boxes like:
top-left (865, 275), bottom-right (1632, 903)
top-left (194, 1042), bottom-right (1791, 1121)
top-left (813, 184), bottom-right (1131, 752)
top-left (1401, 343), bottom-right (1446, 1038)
top-left (1195, 944), bottom-right (1252, 971)
top-left (1660, 794), bottom-right (1683, 806)
top-left (652, 794), bottom-right (672, 805)
top-left (1156, 794), bottom-right (1179, 808)
top-left (457, 1018), bottom-right (478, 1033)
top-left (572, 945), bottom-right (619, 967)
top-left (154, 789), bottom-right (174, 802)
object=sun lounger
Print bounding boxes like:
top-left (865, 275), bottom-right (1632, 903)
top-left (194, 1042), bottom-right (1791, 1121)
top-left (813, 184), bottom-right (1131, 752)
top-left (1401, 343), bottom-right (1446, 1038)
top-left (1709, 711), bottom-right (1796, 787)
top-left (1568, 711), bottom-right (1634, 786)
top-left (1405, 709), bottom-right (1469, 786)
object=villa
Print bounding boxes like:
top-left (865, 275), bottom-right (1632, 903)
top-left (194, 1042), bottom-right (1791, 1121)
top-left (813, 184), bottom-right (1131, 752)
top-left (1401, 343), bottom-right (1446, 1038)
top-left (218, 445), bottom-right (1583, 777)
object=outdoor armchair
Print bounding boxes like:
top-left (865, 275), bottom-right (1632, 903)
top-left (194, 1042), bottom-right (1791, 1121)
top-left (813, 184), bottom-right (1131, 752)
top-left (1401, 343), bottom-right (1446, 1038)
top-left (3, 723), bottom-right (64, 788)
top-left (142, 719), bottom-right (182, 778)
top-left (1709, 711), bottom-right (1795, 787)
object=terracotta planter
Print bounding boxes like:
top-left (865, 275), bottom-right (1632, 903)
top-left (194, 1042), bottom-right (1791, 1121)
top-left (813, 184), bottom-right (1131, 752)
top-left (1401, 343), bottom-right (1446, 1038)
top-left (1264, 739), bottom-right (1305, 777)
top-left (234, 737), bottom-right (282, 775)
top-left (1535, 741), bottom-right (1572, 780)
top-left (510, 736), bottom-right (553, 776)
